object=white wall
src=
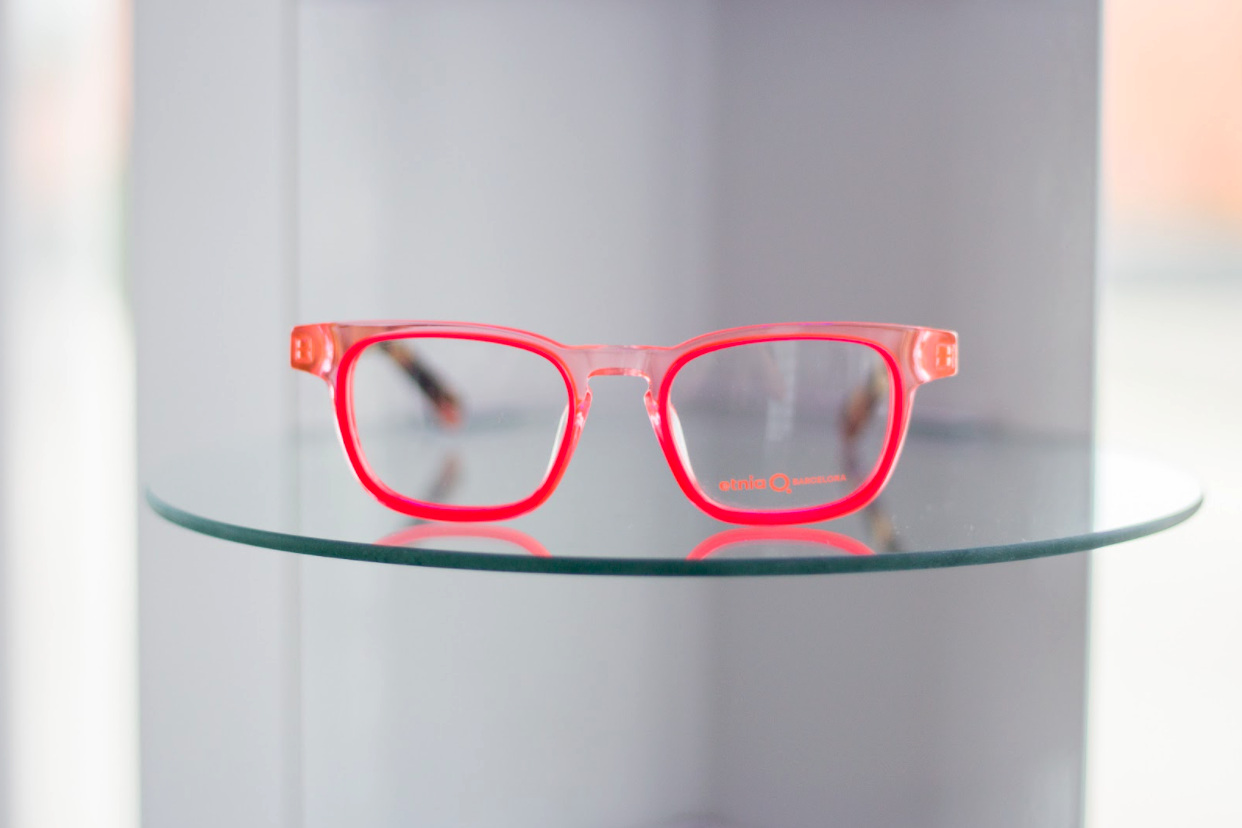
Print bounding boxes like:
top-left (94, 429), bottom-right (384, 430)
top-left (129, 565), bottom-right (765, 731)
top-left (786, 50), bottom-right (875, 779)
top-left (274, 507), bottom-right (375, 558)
top-left (297, 0), bottom-right (717, 342)
top-left (710, 0), bottom-right (1097, 434)
top-left (298, 6), bottom-right (720, 823)
top-left (704, 4), bottom-right (1095, 825)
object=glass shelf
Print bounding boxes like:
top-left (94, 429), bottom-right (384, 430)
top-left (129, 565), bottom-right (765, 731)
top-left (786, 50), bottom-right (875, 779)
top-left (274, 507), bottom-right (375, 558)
top-left (146, 420), bottom-right (1201, 577)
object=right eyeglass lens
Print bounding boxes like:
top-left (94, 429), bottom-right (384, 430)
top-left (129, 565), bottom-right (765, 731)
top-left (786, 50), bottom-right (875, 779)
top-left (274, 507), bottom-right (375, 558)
top-left (349, 335), bottom-right (573, 509)
top-left (667, 338), bottom-right (894, 512)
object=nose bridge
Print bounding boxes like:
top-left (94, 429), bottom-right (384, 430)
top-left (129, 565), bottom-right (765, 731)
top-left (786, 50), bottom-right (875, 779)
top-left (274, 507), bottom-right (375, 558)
top-left (583, 345), bottom-right (655, 381)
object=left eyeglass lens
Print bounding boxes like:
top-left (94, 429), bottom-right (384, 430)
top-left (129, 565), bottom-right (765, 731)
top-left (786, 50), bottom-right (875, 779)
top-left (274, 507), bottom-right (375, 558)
top-left (349, 336), bottom-right (573, 508)
top-left (667, 338), bottom-right (894, 513)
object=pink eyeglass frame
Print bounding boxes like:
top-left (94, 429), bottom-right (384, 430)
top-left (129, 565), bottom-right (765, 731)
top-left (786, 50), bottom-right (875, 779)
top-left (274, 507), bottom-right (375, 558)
top-left (291, 321), bottom-right (958, 526)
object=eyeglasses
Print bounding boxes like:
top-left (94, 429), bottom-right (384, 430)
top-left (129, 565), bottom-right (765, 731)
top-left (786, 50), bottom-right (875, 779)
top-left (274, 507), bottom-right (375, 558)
top-left (290, 322), bottom-right (957, 525)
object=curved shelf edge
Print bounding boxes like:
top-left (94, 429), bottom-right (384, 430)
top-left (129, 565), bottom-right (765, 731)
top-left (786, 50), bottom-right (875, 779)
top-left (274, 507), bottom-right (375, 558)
top-left (145, 487), bottom-right (1204, 578)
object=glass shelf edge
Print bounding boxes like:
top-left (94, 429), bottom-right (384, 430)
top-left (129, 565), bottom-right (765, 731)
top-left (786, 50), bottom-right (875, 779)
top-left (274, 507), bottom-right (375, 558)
top-left (145, 487), bottom-right (1203, 579)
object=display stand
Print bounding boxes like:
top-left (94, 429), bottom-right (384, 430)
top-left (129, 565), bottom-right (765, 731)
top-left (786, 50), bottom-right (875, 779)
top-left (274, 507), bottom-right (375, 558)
top-left (136, 2), bottom-right (1124, 824)
top-left (145, 427), bottom-right (1200, 826)
top-left (148, 426), bottom-right (1200, 576)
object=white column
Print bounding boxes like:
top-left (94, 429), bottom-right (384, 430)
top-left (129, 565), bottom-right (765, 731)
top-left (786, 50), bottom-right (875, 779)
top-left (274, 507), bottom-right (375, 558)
top-left (133, 0), bottom-right (300, 825)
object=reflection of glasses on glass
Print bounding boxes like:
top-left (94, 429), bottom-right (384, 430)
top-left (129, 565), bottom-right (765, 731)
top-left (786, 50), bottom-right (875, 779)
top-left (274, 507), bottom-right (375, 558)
top-left (379, 523), bottom-right (553, 558)
top-left (378, 524), bottom-right (875, 561)
top-left (291, 321), bottom-right (957, 525)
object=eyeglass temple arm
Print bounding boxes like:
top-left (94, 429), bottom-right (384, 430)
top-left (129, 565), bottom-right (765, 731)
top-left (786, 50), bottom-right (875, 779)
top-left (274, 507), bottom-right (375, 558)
top-left (841, 331), bottom-right (957, 441)
top-left (834, 334), bottom-right (957, 551)
top-left (376, 341), bottom-right (463, 426)
top-left (291, 325), bottom-right (463, 426)
top-left (840, 364), bottom-right (890, 443)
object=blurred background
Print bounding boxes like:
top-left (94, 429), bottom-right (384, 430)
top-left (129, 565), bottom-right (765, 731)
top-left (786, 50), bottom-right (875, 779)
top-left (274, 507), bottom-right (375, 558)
top-left (1, 0), bottom-right (135, 826)
top-left (0, 0), bottom-right (1237, 826)
top-left (1088, 1), bottom-right (1242, 825)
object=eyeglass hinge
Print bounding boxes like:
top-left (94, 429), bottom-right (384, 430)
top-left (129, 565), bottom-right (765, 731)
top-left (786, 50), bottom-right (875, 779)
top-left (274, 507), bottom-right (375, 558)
top-left (291, 324), bottom-right (333, 378)
top-left (914, 330), bottom-right (958, 382)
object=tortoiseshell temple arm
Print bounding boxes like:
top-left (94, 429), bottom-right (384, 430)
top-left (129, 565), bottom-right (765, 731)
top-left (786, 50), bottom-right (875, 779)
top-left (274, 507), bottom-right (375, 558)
top-left (290, 324), bottom-right (463, 426)
top-left (841, 330), bottom-right (957, 442)
top-left (376, 341), bottom-right (463, 426)
top-left (841, 364), bottom-right (891, 443)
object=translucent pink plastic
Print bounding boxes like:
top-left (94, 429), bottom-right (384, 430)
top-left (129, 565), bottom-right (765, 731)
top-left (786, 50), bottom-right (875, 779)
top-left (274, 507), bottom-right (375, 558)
top-left (291, 321), bottom-right (958, 526)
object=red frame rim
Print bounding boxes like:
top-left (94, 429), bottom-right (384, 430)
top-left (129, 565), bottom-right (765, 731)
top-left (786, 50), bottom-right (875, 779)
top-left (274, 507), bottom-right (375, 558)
top-left (656, 334), bottom-right (909, 526)
top-left (334, 330), bottom-right (580, 523)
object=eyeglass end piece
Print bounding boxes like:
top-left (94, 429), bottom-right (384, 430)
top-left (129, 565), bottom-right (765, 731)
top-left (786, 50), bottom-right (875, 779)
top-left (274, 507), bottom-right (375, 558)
top-left (914, 330), bottom-right (958, 382)
top-left (291, 325), bottom-right (334, 379)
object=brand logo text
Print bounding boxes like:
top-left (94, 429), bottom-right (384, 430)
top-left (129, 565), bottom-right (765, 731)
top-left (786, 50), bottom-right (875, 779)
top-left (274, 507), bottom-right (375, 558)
top-left (718, 472), bottom-right (846, 494)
